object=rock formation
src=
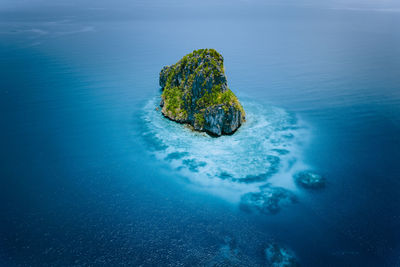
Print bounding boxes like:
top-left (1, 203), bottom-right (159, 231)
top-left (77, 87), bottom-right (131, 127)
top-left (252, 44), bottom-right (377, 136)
top-left (159, 48), bottom-right (245, 136)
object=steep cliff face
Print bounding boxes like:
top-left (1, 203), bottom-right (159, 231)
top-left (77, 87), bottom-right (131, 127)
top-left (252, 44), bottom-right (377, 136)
top-left (159, 48), bottom-right (245, 136)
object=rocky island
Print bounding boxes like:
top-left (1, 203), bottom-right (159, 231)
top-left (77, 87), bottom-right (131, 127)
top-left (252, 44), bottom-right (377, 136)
top-left (159, 49), bottom-right (245, 136)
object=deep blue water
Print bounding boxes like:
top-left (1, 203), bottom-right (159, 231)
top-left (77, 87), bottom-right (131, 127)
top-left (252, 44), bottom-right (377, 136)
top-left (1, 4), bottom-right (400, 266)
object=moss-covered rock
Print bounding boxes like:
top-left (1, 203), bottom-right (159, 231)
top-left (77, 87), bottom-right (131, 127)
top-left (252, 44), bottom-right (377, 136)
top-left (159, 48), bottom-right (245, 136)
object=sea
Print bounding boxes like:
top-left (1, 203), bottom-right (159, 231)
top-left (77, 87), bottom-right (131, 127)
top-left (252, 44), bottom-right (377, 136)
top-left (0, 2), bottom-right (399, 266)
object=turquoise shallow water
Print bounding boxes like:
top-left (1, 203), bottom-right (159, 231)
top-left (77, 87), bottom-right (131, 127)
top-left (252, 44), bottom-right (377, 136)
top-left (142, 97), bottom-right (308, 202)
top-left (1, 4), bottom-right (400, 266)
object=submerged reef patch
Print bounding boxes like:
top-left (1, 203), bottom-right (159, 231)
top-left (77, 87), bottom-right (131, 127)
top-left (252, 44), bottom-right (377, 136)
top-left (240, 185), bottom-right (297, 215)
top-left (265, 242), bottom-right (299, 267)
top-left (294, 171), bottom-right (326, 189)
top-left (141, 97), bottom-right (316, 214)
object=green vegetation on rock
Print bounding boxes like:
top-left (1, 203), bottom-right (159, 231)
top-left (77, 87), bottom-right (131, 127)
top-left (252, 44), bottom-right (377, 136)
top-left (194, 112), bottom-right (205, 128)
top-left (159, 48), bottom-right (245, 136)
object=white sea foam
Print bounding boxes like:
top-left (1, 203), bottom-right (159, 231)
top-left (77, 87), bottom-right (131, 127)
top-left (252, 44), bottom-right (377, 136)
top-left (141, 97), bottom-right (310, 203)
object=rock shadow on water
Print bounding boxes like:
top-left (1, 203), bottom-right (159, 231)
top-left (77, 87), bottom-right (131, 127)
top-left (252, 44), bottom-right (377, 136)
top-left (239, 185), bottom-right (297, 215)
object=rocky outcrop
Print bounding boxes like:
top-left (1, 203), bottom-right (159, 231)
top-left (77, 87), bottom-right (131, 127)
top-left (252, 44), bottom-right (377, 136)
top-left (159, 48), bottom-right (245, 136)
